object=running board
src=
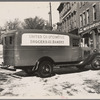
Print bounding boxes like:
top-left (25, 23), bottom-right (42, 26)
top-left (54, 61), bottom-right (84, 68)
top-left (54, 52), bottom-right (99, 68)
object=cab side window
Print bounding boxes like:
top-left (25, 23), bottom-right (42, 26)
top-left (72, 39), bottom-right (79, 47)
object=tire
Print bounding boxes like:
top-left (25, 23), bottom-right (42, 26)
top-left (91, 55), bottom-right (100, 70)
top-left (38, 61), bottom-right (53, 78)
top-left (23, 67), bottom-right (33, 75)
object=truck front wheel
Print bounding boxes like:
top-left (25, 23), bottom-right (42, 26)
top-left (38, 61), bottom-right (53, 78)
top-left (91, 55), bottom-right (100, 70)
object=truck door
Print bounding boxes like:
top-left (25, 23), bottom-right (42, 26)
top-left (71, 38), bottom-right (82, 61)
top-left (3, 35), bottom-right (15, 66)
top-left (80, 36), bottom-right (91, 59)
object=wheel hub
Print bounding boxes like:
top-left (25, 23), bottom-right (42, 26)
top-left (94, 59), bottom-right (100, 68)
top-left (43, 65), bottom-right (50, 73)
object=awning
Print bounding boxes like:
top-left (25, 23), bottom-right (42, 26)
top-left (79, 29), bottom-right (91, 36)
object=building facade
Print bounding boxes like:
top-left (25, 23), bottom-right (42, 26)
top-left (78, 1), bottom-right (100, 50)
top-left (57, 2), bottom-right (78, 35)
top-left (57, 1), bottom-right (100, 50)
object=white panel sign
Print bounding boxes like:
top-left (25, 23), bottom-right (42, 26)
top-left (21, 33), bottom-right (70, 46)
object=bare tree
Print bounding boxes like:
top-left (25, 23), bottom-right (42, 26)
top-left (4, 16), bottom-right (52, 31)
top-left (5, 18), bottom-right (22, 30)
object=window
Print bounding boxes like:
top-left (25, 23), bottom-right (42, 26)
top-left (69, 15), bottom-right (71, 30)
top-left (4, 37), bottom-right (7, 45)
top-left (82, 2), bottom-right (85, 5)
top-left (67, 3), bottom-right (71, 10)
top-left (9, 36), bottom-right (13, 45)
top-left (80, 14), bottom-right (83, 27)
top-left (3, 37), bottom-right (5, 45)
top-left (62, 21), bottom-right (64, 32)
top-left (64, 20), bottom-right (66, 32)
top-left (72, 2), bottom-right (73, 6)
top-left (83, 12), bottom-right (86, 26)
top-left (73, 12), bottom-right (76, 27)
top-left (67, 16), bottom-right (69, 31)
top-left (74, 20), bottom-right (76, 28)
top-left (71, 13), bottom-right (73, 17)
top-left (67, 3), bottom-right (69, 9)
top-left (81, 34), bottom-right (93, 48)
top-left (93, 4), bottom-right (96, 21)
top-left (86, 9), bottom-right (89, 24)
top-left (72, 39), bottom-right (79, 47)
top-left (73, 15), bottom-right (76, 28)
top-left (81, 38), bottom-right (89, 47)
top-left (66, 19), bottom-right (68, 32)
top-left (79, 2), bottom-right (82, 8)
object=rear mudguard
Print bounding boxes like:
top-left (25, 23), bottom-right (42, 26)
top-left (77, 51), bottom-right (100, 67)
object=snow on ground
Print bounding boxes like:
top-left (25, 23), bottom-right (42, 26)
top-left (0, 67), bottom-right (100, 99)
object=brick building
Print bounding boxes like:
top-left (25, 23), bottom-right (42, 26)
top-left (78, 1), bottom-right (100, 50)
top-left (57, 2), bottom-right (78, 35)
top-left (57, 1), bottom-right (100, 50)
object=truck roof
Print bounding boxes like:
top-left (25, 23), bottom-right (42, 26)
top-left (1, 29), bottom-right (80, 38)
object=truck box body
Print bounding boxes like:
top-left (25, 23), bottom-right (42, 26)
top-left (2, 29), bottom-right (82, 68)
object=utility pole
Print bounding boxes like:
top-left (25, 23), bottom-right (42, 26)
top-left (49, 2), bottom-right (52, 30)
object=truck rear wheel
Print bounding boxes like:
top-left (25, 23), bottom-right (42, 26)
top-left (91, 55), bottom-right (100, 70)
top-left (38, 61), bottom-right (53, 78)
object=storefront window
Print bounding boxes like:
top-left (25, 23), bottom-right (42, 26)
top-left (81, 38), bottom-right (89, 47)
top-left (81, 34), bottom-right (93, 48)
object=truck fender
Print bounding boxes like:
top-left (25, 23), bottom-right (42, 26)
top-left (77, 52), bottom-right (100, 67)
top-left (87, 53), bottom-right (100, 64)
top-left (32, 56), bottom-right (54, 71)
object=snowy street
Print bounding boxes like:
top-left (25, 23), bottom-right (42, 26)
top-left (0, 62), bottom-right (100, 99)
